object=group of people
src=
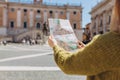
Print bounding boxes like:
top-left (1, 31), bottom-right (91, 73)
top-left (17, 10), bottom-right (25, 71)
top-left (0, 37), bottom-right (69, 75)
top-left (0, 40), bottom-right (7, 46)
top-left (22, 39), bottom-right (43, 45)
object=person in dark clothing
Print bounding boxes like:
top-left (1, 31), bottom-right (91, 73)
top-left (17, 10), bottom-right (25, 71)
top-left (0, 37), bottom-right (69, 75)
top-left (43, 22), bottom-right (48, 35)
top-left (82, 33), bottom-right (91, 44)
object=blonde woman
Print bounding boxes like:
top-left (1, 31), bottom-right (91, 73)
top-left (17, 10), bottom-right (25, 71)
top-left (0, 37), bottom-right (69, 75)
top-left (48, 0), bottom-right (120, 80)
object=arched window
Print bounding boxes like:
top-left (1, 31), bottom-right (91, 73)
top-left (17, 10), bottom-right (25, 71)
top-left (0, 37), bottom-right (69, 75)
top-left (73, 23), bottom-right (77, 29)
top-left (60, 11), bottom-right (64, 15)
top-left (10, 21), bottom-right (14, 28)
top-left (73, 11), bottom-right (77, 15)
top-left (108, 15), bottom-right (111, 24)
top-left (36, 23), bottom-right (41, 29)
top-left (99, 31), bottom-right (103, 34)
top-left (24, 9), bottom-right (27, 13)
top-left (11, 8), bottom-right (15, 12)
top-left (93, 32), bottom-right (96, 36)
top-left (49, 10), bottom-right (53, 14)
top-left (49, 10), bottom-right (53, 17)
top-left (37, 10), bottom-right (40, 14)
top-left (24, 22), bottom-right (27, 28)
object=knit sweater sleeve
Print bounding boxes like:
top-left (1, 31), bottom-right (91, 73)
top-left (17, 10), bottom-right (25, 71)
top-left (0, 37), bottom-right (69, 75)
top-left (53, 35), bottom-right (109, 76)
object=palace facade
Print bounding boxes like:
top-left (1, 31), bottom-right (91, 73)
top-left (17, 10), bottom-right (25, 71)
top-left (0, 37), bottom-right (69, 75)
top-left (90, 0), bottom-right (114, 37)
top-left (0, 0), bottom-right (82, 42)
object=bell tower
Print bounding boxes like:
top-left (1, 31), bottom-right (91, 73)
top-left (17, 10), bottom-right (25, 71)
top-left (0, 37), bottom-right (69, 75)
top-left (34, 0), bottom-right (43, 4)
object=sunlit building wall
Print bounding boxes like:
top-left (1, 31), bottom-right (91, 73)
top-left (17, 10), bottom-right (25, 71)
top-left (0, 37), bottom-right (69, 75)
top-left (90, 0), bottom-right (114, 38)
top-left (0, 0), bottom-right (82, 42)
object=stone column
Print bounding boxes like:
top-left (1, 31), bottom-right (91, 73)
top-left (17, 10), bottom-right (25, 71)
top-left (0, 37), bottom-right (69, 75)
top-left (66, 11), bottom-right (70, 20)
top-left (1, 6), bottom-right (7, 36)
top-left (96, 16), bottom-right (99, 34)
top-left (3, 7), bottom-right (7, 27)
top-left (90, 17), bottom-right (94, 38)
top-left (44, 11), bottom-right (47, 22)
top-left (55, 11), bottom-right (58, 19)
top-left (29, 10), bottom-right (34, 28)
top-left (100, 15), bottom-right (103, 32)
top-left (17, 8), bottom-right (21, 27)
top-left (103, 11), bottom-right (107, 33)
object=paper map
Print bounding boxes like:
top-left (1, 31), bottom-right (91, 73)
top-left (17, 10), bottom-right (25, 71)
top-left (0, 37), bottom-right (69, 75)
top-left (48, 19), bottom-right (78, 51)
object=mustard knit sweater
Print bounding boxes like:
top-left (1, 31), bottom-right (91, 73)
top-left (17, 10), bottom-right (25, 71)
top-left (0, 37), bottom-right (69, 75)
top-left (53, 31), bottom-right (120, 80)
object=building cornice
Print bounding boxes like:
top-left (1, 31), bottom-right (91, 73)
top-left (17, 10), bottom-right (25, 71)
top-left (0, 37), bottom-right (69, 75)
top-left (2, 2), bottom-right (82, 11)
top-left (90, 0), bottom-right (112, 14)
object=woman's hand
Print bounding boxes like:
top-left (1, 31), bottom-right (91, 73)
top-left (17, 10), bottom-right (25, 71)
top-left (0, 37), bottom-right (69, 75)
top-left (77, 41), bottom-right (85, 49)
top-left (48, 35), bottom-right (57, 48)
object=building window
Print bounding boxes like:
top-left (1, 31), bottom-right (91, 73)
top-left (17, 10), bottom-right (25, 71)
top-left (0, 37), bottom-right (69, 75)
top-left (24, 22), bottom-right (27, 28)
top-left (36, 23), bottom-right (41, 29)
top-left (11, 8), bottom-right (15, 12)
top-left (108, 15), bottom-right (111, 24)
top-left (49, 10), bottom-right (53, 14)
top-left (73, 23), bottom-right (77, 29)
top-left (99, 31), bottom-right (103, 34)
top-left (24, 9), bottom-right (27, 15)
top-left (10, 21), bottom-right (14, 28)
top-left (60, 11), bottom-right (64, 15)
top-left (93, 32), bottom-right (96, 36)
top-left (49, 10), bottom-right (53, 17)
top-left (73, 11), bottom-right (77, 15)
top-left (37, 10), bottom-right (40, 13)
top-left (24, 9), bottom-right (27, 13)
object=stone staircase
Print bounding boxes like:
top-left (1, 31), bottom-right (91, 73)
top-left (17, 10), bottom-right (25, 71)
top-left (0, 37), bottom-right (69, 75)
top-left (15, 29), bottom-right (43, 41)
top-left (7, 28), bottom-right (29, 36)
top-left (0, 36), bottom-right (12, 42)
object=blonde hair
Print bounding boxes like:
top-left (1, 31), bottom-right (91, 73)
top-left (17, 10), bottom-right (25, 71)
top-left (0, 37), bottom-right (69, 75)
top-left (110, 0), bottom-right (120, 33)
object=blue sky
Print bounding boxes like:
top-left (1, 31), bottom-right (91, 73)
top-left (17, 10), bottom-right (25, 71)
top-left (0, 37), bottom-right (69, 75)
top-left (10, 0), bottom-right (102, 27)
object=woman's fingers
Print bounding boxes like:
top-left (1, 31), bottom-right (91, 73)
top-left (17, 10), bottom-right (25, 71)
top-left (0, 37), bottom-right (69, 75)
top-left (77, 41), bottom-right (85, 49)
top-left (48, 35), bottom-right (57, 48)
top-left (49, 36), bottom-right (52, 40)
